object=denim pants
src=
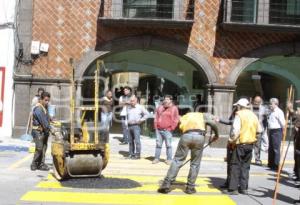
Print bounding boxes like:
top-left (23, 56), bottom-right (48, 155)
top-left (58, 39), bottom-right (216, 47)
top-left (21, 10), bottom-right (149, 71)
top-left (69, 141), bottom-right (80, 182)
top-left (101, 112), bottom-right (112, 131)
top-left (154, 129), bottom-right (173, 160)
top-left (163, 132), bottom-right (205, 188)
top-left (254, 132), bottom-right (263, 162)
top-left (128, 125), bottom-right (141, 156)
top-left (121, 116), bottom-right (129, 143)
top-left (31, 130), bottom-right (49, 167)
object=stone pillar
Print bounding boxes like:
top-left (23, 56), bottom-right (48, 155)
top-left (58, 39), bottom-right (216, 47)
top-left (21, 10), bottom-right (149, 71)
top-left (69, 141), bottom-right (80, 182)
top-left (75, 81), bottom-right (83, 124)
top-left (206, 84), bottom-right (236, 147)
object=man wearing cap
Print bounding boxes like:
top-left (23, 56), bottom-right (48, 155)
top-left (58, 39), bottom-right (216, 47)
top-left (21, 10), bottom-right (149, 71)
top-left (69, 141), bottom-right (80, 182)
top-left (267, 98), bottom-right (285, 171)
top-left (224, 98), bottom-right (260, 195)
top-left (157, 111), bottom-right (219, 194)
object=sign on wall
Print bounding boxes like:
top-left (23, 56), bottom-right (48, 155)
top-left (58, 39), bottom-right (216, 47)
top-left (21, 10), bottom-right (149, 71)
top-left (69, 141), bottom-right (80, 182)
top-left (0, 67), bottom-right (5, 127)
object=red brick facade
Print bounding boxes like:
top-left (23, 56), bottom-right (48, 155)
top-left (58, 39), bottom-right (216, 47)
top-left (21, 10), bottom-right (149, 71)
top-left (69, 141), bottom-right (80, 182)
top-left (31, 0), bottom-right (298, 83)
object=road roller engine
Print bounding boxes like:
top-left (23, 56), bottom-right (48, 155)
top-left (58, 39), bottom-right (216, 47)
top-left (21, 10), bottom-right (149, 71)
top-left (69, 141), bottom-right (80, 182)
top-left (51, 60), bottom-right (109, 180)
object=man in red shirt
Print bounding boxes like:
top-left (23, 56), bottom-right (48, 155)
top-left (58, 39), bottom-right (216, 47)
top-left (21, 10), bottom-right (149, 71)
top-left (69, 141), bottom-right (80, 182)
top-left (153, 95), bottom-right (179, 165)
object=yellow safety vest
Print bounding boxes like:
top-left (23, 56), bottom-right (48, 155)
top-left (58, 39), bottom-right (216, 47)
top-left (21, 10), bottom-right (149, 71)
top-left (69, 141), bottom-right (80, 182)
top-left (179, 112), bottom-right (205, 133)
top-left (236, 109), bottom-right (259, 144)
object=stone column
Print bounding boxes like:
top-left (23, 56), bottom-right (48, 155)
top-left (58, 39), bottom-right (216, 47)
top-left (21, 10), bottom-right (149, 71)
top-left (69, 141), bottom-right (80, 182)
top-left (206, 84), bottom-right (236, 147)
top-left (75, 81), bottom-right (83, 124)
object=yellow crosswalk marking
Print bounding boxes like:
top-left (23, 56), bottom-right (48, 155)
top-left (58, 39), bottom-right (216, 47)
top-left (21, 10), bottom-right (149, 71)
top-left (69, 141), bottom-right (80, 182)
top-left (21, 191), bottom-right (235, 205)
top-left (37, 181), bottom-right (220, 193)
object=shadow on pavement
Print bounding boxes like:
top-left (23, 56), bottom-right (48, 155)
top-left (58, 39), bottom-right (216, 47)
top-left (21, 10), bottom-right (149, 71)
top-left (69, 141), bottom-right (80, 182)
top-left (118, 151), bottom-right (129, 157)
top-left (248, 187), bottom-right (295, 204)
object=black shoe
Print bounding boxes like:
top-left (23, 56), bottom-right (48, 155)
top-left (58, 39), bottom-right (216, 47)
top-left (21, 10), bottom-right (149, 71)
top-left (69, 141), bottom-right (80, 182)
top-left (219, 183), bottom-right (228, 189)
top-left (223, 189), bottom-right (239, 195)
top-left (239, 189), bottom-right (248, 195)
top-left (30, 164), bottom-right (38, 171)
top-left (294, 199), bottom-right (300, 205)
top-left (185, 187), bottom-right (196, 194)
top-left (120, 142), bottom-right (128, 145)
top-left (38, 164), bottom-right (50, 171)
top-left (157, 186), bottom-right (171, 194)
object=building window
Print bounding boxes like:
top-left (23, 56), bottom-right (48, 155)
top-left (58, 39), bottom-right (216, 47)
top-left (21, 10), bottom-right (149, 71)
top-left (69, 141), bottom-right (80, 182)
top-left (123, 0), bottom-right (174, 19)
top-left (269, 0), bottom-right (300, 24)
top-left (230, 0), bottom-right (257, 23)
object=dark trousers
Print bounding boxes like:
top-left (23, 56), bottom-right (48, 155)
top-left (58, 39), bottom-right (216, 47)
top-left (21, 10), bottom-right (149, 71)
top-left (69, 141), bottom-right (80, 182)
top-left (31, 130), bottom-right (49, 167)
top-left (225, 143), bottom-right (234, 185)
top-left (268, 128), bottom-right (282, 169)
top-left (229, 144), bottom-right (253, 191)
top-left (128, 125), bottom-right (141, 156)
top-left (294, 131), bottom-right (300, 179)
top-left (163, 132), bottom-right (205, 188)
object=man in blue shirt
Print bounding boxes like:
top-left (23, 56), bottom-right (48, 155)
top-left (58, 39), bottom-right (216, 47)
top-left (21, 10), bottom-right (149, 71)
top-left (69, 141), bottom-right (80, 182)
top-left (31, 91), bottom-right (51, 171)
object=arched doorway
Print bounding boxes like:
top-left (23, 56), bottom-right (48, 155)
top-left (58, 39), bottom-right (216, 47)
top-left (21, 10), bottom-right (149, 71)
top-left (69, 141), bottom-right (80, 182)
top-left (81, 49), bottom-right (209, 116)
top-left (235, 55), bottom-right (300, 107)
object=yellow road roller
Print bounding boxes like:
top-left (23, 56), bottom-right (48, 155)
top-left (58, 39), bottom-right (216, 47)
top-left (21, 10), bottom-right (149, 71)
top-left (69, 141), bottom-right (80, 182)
top-left (51, 60), bottom-right (109, 180)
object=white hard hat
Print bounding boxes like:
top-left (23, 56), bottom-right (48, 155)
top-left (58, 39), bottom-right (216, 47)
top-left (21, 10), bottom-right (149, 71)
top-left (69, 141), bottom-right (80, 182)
top-left (233, 98), bottom-right (250, 108)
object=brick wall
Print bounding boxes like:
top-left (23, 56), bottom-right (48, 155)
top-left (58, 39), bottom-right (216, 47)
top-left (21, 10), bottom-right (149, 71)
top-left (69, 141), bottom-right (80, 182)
top-left (31, 0), bottom-right (298, 83)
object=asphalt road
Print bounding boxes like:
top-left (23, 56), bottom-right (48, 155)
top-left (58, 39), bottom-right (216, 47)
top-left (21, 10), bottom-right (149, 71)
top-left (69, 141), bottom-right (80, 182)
top-left (0, 134), bottom-right (298, 205)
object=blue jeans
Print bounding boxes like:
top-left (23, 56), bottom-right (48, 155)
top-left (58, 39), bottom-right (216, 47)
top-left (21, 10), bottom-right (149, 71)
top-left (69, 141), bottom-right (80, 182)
top-left (101, 112), bottom-right (112, 131)
top-left (121, 116), bottom-right (129, 143)
top-left (154, 129), bottom-right (173, 160)
top-left (128, 125), bottom-right (141, 156)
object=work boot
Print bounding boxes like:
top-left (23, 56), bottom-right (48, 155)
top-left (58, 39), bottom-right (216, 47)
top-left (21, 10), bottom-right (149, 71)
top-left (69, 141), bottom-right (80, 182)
top-left (165, 160), bottom-right (172, 165)
top-left (222, 189), bottom-right (239, 195)
top-left (239, 189), bottom-right (249, 195)
top-left (152, 159), bottom-right (159, 164)
top-left (185, 187), bottom-right (196, 194)
top-left (30, 163), bottom-right (38, 171)
top-left (39, 163), bottom-right (50, 171)
top-left (219, 182), bottom-right (228, 189)
top-left (157, 181), bottom-right (171, 194)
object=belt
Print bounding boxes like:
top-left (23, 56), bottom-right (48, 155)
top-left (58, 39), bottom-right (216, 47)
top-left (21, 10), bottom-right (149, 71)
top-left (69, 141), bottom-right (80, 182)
top-left (184, 129), bottom-right (206, 135)
top-left (128, 123), bottom-right (139, 126)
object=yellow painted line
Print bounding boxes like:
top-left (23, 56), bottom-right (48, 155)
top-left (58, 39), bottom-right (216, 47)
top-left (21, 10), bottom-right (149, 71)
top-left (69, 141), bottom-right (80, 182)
top-left (21, 191), bottom-right (235, 205)
top-left (8, 154), bottom-right (33, 170)
top-left (108, 155), bottom-right (294, 165)
top-left (36, 181), bottom-right (220, 193)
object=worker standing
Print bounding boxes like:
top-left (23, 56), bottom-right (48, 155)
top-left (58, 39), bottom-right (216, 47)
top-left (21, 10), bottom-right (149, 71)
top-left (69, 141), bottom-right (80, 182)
top-left (224, 98), bottom-right (260, 195)
top-left (30, 91), bottom-right (52, 171)
top-left (157, 111), bottom-right (219, 194)
top-left (119, 86), bottom-right (132, 144)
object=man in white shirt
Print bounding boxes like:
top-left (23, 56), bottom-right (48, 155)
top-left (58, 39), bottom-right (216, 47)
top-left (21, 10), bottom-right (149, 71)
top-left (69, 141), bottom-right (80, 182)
top-left (267, 98), bottom-right (285, 170)
top-left (119, 86), bottom-right (132, 144)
